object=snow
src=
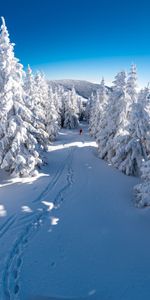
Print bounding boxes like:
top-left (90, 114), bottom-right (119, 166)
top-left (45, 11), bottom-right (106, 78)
top-left (0, 204), bottom-right (7, 217)
top-left (1, 124), bottom-right (150, 299)
top-left (49, 79), bottom-right (106, 99)
top-left (0, 18), bottom-right (42, 176)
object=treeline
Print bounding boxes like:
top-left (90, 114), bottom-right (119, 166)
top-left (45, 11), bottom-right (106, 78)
top-left (0, 17), bottom-right (84, 177)
top-left (87, 66), bottom-right (150, 207)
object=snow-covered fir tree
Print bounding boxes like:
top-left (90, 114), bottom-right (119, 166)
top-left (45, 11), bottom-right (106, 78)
top-left (52, 86), bottom-right (62, 127)
top-left (46, 86), bottom-right (59, 141)
top-left (0, 17), bottom-right (41, 176)
top-left (96, 71), bottom-right (127, 161)
top-left (24, 66), bottom-right (50, 151)
top-left (70, 86), bottom-right (79, 115)
top-left (127, 64), bottom-right (137, 103)
top-left (32, 71), bottom-right (49, 148)
top-left (89, 94), bottom-right (98, 137)
top-left (111, 86), bottom-right (150, 175)
top-left (63, 90), bottom-right (79, 129)
top-left (56, 85), bottom-right (67, 127)
top-left (134, 160), bottom-right (150, 207)
top-left (24, 65), bottom-right (35, 110)
top-left (90, 78), bottom-right (108, 138)
top-left (86, 92), bottom-right (95, 123)
top-left (89, 93), bottom-right (97, 134)
top-left (77, 96), bottom-right (85, 121)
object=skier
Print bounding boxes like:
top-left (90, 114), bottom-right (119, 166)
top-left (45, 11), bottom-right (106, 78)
top-left (79, 128), bottom-right (83, 135)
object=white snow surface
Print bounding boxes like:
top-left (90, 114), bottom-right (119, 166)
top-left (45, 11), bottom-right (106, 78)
top-left (0, 124), bottom-right (150, 300)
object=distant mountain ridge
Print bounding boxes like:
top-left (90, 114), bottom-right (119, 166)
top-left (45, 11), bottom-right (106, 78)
top-left (48, 79), bottom-right (110, 99)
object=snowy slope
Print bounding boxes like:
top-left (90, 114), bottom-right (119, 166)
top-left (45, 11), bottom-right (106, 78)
top-left (1, 124), bottom-right (150, 300)
top-left (49, 79), bottom-right (110, 99)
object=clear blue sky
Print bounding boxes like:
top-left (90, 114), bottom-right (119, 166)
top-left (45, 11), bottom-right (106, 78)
top-left (1, 0), bottom-right (150, 86)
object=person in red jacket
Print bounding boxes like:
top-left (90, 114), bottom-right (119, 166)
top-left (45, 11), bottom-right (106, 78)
top-left (79, 128), bottom-right (83, 135)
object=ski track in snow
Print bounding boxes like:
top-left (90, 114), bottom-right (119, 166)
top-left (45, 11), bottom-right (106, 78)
top-left (0, 215), bottom-right (17, 239)
top-left (0, 127), bottom-right (144, 300)
top-left (1, 146), bottom-right (75, 300)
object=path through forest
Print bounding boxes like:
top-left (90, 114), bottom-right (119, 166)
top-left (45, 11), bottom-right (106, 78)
top-left (0, 124), bottom-right (150, 300)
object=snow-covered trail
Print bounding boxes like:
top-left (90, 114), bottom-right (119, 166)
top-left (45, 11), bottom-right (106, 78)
top-left (1, 124), bottom-right (150, 300)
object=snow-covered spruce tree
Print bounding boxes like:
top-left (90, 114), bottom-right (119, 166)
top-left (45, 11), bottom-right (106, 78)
top-left (70, 86), bottom-right (79, 115)
top-left (46, 86), bottom-right (59, 141)
top-left (56, 85), bottom-right (67, 127)
top-left (24, 65), bottom-right (35, 110)
top-left (24, 66), bottom-right (50, 150)
top-left (133, 160), bottom-right (150, 207)
top-left (77, 96), bottom-right (85, 121)
top-left (52, 86), bottom-right (62, 127)
top-left (0, 17), bottom-right (41, 176)
top-left (111, 86), bottom-right (150, 175)
top-left (89, 97), bottom-right (97, 137)
top-left (85, 92), bottom-right (94, 123)
top-left (89, 93), bottom-right (97, 135)
top-left (127, 64), bottom-right (137, 103)
top-left (90, 78), bottom-right (108, 138)
top-left (97, 71), bottom-right (127, 161)
top-left (63, 90), bottom-right (79, 129)
top-left (33, 71), bottom-right (49, 148)
top-left (132, 86), bottom-right (150, 206)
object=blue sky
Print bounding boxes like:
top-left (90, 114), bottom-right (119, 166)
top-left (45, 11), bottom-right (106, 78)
top-left (1, 0), bottom-right (150, 86)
